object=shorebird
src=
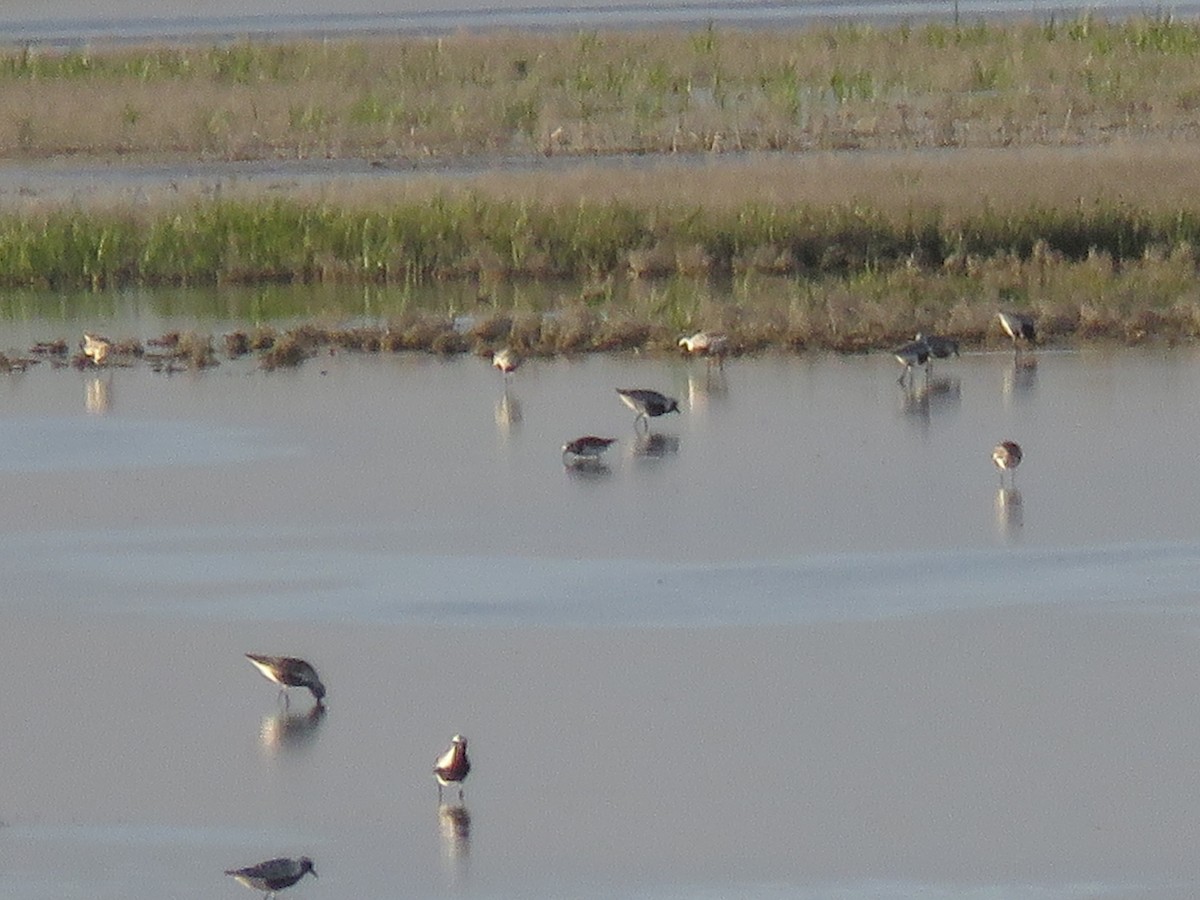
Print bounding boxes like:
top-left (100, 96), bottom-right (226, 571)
top-left (434, 734), bottom-right (471, 801)
top-left (992, 440), bottom-right (1023, 486)
top-left (244, 654), bottom-right (325, 706)
top-left (562, 435), bottom-right (617, 466)
top-left (82, 333), bottom-right (112, 366)
top-left (892, 339), bottom-right (930, 385)
top-left (225, 857), bottom-right (316, 898)
top-left (916, 332), bottom-right (960, 360)
top-left (678, 331), bottom-right (729, 367)
top-left (997, 311), bottom-right (1037, 351)
top-left (492, 348), bottom-right (520, 377)
top-left (616, 388), bottom-right (680, 429)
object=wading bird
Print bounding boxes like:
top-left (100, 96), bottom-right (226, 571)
top-left (492, 348), bottom-right (520, 377)
top-left (678, 331), bottom-right (729, 368)
top-left (562, 435), bottom-right (617, 466)
top-left (82, 333), bottom-right (112, 366)
top-left (616, 388), bottom-right (680, 429)
top-left (435, 734), bottom-right (471, 801)
top-left (992, 440), bottom-right (1023, 486)
top-left (892, 339), bottom-right (931, 385)
top-left (997, 311), bottom-right (1037, 352)
top-left (225, 857), bottom-right (316, 899)
top-left (244, 654), bottom-right (325, 707)
top-left (916, 332), bottom-right (960, 361)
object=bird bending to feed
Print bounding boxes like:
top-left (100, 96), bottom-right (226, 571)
top-left (492, 347), bottom-right (520, 376)
top-left (225, 856), bottom-right (316, 898)
top-left (892, 340), bottom-right (930, 384)
top-left (244, 654), bottom-right (325, 706)
top-left (916, 332), bottom-right (960, 360)
top-left (562, 435), bottom-right (617, 466)
top-left (616, 388), bottom-right (680, 428)
top-left (997, 311), bottom-right (1037, 350)
top-left (992, 440), bottom-right (1023, 485)
top-left (82, 333), bottom-right (112, 366)
top-left (678, 331), bottom-right (729, 366)
top-left (434, 734), bottom-right (471, 801)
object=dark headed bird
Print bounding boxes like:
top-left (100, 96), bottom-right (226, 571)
top-left (245, 654), bottom-right (325, 707)
top-left (916, 332), bottom-right (960, 360)
top-left (434, 734), bottom-right (471, 801)
top-left (562, 435), bottom-right (617, 466)
top-left (892, 340), bottom-right (930, 385)
top-left (616, 388), bottom-right (680, 429)
top-left (225, 856), bottom-right (316, 899)
top-left (992, 440), bottom-right (1023, 486)
top-left (997, 311), bottom-right (1037, 351)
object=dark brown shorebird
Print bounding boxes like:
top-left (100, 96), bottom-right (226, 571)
top-left (225, 856), bottom-right (316, 899)
top-left (562, 435), bottom-right (617, 466)
top-left (434, 734), bottom-right (471, 801)
top-left (82, 333), bottom-right (112, 366)
top-left (244, 654), bottom-right (325, 707)
top-left (892, 339), bottom-right (930, 385)
top-left (492, 347), bottom-right (520, 377)
top-left (997, 311), bottom-right (1037, 352)
top-left (992, 440), bottom-right (1023, 486)
top-left (616, 388), bottom-right (680, 429)
top-left (678, 331), bottom-right (729, 368)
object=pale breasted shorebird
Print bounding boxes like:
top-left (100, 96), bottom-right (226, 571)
top-left (244, 654), bottom-right (325, 706)
top-left (434, 734), bottom-right (471, 801)
top-left (916, 332), bottom-right (960, 360)
top-left (892, 339), bottom-right (930, 385)
top-left (997, 311), bottom-right (1037, 352)
top-left (82, 333), bottom-right (112, 366)
top-left (492, 348), bottom-right (520, 377)
top-left (616, 388), bottom-right (680, 429)
top-left (992, 440), bottom-right (1023, 486)
top-left (678, 331), bottom-right (729, 368)
top-left (562, 435), bottom-right (617, 466)
top-left (225, 856), bottom-right (316, 898)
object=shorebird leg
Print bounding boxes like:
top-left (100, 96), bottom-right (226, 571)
top-left (438, 783), bottom-right (444, 802)
top-left (634, 413), bottom-right (649, 432)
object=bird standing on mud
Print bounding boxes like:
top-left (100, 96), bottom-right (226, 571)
top-left (225, 856), bottom-right (316, 898)
top-left (434, 734), bottom-right (471, 801)
top-left (244, 654), bottom-right (326, 707)
top-left (616, 388), bottom-right (680, 429)
top-left (992, 440), bottom-right (1023, 486)
top-left (82, 333), bottom-right (112, 366)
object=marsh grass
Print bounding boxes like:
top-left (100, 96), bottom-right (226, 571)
top-left (7, 17), bottom-right (1200, 160)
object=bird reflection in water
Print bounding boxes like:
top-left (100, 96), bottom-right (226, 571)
top-left (494, 389), bottom-right (522, 437)
top-left (633, 432), bottom-right (681, 459)
top-left (899, 376), bottom-right (960, 426)
top-left (85, 377), bottom-right (112, 415)
top-left (259, 703), bottom-right (326, 756)
top-left (686, 368), bottom-right (729, 416)
top-left (995, 488), bottom-right (1024, 542)
top-left (438, 802), bottom-right (472, 888)
top-left (1003, 355), bottom-right (1038, 401)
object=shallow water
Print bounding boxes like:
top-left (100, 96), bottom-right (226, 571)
top-left (3, 347), bottom-right (1200, 899)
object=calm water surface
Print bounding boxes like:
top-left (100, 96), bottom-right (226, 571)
top-left (2, 340), bottom-right (1200, 899)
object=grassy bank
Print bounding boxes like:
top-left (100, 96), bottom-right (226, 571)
top-left (5, 16), bottom-right (1200, 161)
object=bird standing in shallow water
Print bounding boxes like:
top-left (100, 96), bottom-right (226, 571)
top-left (562, 435), bottom-right (616, 466)
top-left (616, 388), bottom-right (680, 429)
top-left (244, 654), bottom-right (325, 707)
top-left (992, 440), bottom-right (1023, 486)
top-left (892, 340), bottom-right (930, 385)
top-left (82, 333), bottom-right (112, 366)
top-left (678, 331), bottom-right (729, 368)
top-left (492, 348), bottom-right (520, 377)
top-left (225, 856), bottom-right (316, 898)
top-left (916, 332), bottom-right (960, 361)
top-left (434, 734), bottom-right (471, 801)
top-left (997, 311), bottom-right (1037, 352)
